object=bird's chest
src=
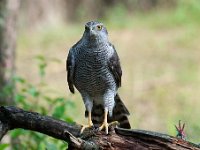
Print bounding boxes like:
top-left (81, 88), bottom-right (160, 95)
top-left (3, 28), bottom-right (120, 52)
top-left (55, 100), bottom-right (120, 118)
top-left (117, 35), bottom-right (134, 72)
top-left (74, 46), bottom-right (113, 93)
top-left (76, 46), bottom-right (109, 69)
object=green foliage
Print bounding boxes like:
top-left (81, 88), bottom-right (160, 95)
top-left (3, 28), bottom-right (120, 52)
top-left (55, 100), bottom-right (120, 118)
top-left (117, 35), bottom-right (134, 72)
top-left (104, 0), bottom-right (200, 29)
top-left (0, 144), bottom-right (9, 150)
top-left (8, 56), bottom-right (75, 150)
top-left (104, 4), bottom-right (134, 28)
top-left (35, 55), bottom-right (47, 77)
top-left (141, 0), bottom-right (200, 29)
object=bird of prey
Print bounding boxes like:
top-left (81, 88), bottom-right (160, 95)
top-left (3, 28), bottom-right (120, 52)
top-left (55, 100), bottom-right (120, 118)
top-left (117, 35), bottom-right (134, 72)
top-left (66, 21), bottom-right (131, 134)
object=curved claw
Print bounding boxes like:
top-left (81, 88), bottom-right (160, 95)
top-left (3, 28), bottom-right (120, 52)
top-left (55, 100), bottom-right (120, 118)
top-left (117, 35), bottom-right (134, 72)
top-left (99, 122), bottom-right (109, 134)
top-left (80, 124), bottom-right (94, 134)
top-left (98, 121), bottom-right (119, 134)
top-left (80, 111), bottom-right (93, 134)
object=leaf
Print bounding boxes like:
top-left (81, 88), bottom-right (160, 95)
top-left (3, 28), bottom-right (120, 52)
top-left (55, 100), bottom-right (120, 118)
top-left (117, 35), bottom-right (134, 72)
top-left (52, 105), bottom-right (65, 118)
top-left (13, 76), bottom-right (26, 84)
top-left (27, 86), bottom-right (40, 97)
top-left (15, 94), bottom-right (26, 103)
top-left (43, 96), bottom-right (53, 102)
top-left (65, 100), bottom-right (75, 108)
top-left (64, 116), bottom-right (74, 123)
top-left (35, 55), bottom-right (47, 77)
top-left (54, 97), bottom-right (65, 102)
top-left (45, 142), bottom-right (58, 150)
top-left (38, 142), bottom-right (46, 150)
top-left (39, 62), bottom-right (47, 76)
top-left (0, 144), bottom-right (9, 150)
top-left (10, 129), bottom-right (24, 138)
top-left (41, 107), bottom-right (48, 115)
top-left (59, 142), bottom-right (68, 150)
top-left (31, 132), bottom-right (45, 142)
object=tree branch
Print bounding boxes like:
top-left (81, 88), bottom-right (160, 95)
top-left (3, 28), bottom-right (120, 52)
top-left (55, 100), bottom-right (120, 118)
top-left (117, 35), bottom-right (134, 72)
top-left (0, 106), bottom-right (81, 141)
top-left (0, 106), bottom-right (200, 150)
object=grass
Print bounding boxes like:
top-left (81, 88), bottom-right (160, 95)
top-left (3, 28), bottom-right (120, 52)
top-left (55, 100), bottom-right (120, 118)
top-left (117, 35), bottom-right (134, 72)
top-left (16, 0), bottom-right (200, 144)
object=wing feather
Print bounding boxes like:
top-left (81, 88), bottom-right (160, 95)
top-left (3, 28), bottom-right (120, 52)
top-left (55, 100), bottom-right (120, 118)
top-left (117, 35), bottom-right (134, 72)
top-left (108, 44), bottom-right (122, 87)
top-left (66, 49), bottom-right (75, 93)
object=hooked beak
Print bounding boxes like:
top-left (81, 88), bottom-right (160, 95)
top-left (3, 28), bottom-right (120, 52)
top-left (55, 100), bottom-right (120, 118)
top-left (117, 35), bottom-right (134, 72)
top-left (85, 25), bottom-right (96, 40)
top-left (89, 28), bottom-right (95, 38)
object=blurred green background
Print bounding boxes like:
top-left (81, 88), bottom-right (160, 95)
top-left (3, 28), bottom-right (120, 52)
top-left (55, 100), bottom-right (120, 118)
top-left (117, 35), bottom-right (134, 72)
top-left (1, 0), bottom-right (200, 149)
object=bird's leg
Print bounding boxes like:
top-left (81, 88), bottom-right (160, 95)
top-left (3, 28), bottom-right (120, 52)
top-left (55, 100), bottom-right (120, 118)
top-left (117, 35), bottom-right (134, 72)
top-left (80, 111), bottom-right (93, 133)
top-left (88, 110), bottom-right (93, 127)
top-left (99, 109), bottom-right (109, 134)
top-left (98, 110), bottom-right (120, 134)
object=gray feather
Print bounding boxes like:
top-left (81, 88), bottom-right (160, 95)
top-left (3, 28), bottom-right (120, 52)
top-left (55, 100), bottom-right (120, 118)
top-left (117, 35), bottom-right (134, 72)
top-left (66, 21), bottom-right (131, 129)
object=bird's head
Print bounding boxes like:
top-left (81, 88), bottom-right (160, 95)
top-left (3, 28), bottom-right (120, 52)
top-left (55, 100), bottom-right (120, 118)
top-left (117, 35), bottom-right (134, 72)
top-left (83, 21), bottom-right (108, 42)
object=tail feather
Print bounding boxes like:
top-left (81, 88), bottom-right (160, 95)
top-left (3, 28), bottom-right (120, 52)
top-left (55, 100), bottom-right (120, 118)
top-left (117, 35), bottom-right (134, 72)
top-left (112, 94), bottom-right (131, 129)
top-left (85, 94), bottom-right (131, 129)
top-left (114, 94), bottom-right (130, 115)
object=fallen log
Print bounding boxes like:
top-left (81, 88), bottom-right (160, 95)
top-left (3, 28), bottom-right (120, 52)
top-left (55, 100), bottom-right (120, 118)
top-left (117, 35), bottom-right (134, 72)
top-left (0, 106), bottom-right (199, 150)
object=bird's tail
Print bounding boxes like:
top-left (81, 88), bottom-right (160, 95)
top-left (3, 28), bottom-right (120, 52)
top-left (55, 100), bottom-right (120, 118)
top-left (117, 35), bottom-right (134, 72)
top-left (85, 94), bottom-right (131, 129)
top-left (111, 94), bottom-right (131, 129)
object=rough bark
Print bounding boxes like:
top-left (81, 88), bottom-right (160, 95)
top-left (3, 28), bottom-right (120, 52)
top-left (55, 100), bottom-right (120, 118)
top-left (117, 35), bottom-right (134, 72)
top-left (0, 106), bottom-right (199, 150)
top-left (0, 0), bottom-right (20, 105)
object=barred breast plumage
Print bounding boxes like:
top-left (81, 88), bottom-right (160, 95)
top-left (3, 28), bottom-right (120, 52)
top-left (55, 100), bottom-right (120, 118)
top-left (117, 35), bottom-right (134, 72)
top-left (73, 42), bottom-right (116, 97)
top-left (66, 21), bottom-right (131, 133)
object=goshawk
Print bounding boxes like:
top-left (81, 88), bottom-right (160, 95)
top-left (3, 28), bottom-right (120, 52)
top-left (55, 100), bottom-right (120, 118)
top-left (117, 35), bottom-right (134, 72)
top-left (66, 21), bottom-right (131, 134)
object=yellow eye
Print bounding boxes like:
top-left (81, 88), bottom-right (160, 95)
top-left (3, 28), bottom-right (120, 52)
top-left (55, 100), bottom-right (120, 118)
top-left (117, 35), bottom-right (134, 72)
top-left (97, 25), bottom-right (102, 30)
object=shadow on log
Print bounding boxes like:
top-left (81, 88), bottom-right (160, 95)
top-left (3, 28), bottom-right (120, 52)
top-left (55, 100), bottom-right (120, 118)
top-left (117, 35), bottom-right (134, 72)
top-left (0, 106), bottom-right (199, 150)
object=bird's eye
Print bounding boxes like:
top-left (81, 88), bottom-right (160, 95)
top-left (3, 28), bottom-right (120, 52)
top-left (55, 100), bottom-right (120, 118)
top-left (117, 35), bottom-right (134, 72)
top-left (97, 25), bottom-right (102, 30)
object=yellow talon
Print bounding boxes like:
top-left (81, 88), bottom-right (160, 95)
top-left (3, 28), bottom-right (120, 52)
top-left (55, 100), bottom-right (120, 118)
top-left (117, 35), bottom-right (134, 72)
top-left (99, 110), bottom-right (109, 134)
top-left (80, 111), bottom-right (93, 134)
top-left (99, 110), bottom-right (120, 134)
top-left (99, 122), bottom-right (109, 134)
top-left (109, 121), bottom-right (119, 127)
